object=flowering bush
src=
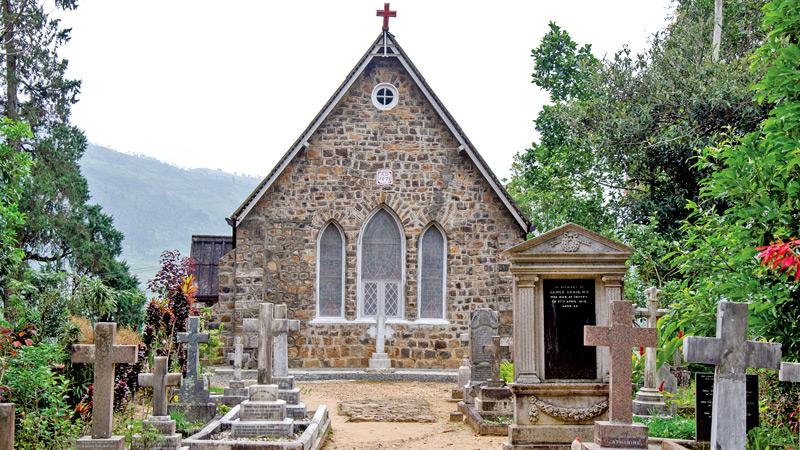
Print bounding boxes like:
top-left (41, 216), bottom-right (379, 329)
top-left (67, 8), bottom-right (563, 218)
top-left (757, 239), bottom-right (800, 281)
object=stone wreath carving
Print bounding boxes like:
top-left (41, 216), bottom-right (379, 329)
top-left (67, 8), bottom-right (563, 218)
top-left (528, 396), bottom-right (609, 424)
top-left (556, 232), bottom-right (591, 252)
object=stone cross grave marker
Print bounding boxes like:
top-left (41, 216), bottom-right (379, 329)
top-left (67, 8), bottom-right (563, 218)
top-left (632, 287), bottom-right (669, 416)
top-left (780, 362), bottom-right (800, 382)
top-left (233, 336), bottom-right (243, 381)
top-left (257, 302), bottom-right (275, 385)
top-left (482, 335), bottom-right (504, 387)
top-left (585, 300), bottom-right (657, 423)
top-left (683, 301), bottom-right (781, 450)
top-left (0, 403), bottom-right (14, 450)
top-left (138, 356), bottom-right (182, 417)
top-left (71, 322), bottom-right (138, 440)
top-left (177, 316), bottom-right (210, 402)
top-left (368, 305), bottom-right (392, 370)
top-left (273, 304), bottom-right (300, 378)
top-left (469, 308), bottom-right (499, 385)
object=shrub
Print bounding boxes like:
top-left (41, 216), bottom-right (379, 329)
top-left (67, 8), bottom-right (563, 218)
top-left (500, 361), bottom-right (514, 383)
top-left (633, 415), bottom-right (695, 440)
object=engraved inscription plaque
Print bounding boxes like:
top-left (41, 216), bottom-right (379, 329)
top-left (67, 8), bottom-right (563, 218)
top-left (543, 279), bottom-right (597, 380)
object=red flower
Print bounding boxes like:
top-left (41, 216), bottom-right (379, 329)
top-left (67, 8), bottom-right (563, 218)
top-left (11, 341), bottom-right (21, 348)
top-left (24, 339), bottom-right (32, 346)
top-left (658, 381), bottom-right (665, 392)
top-left (678, 330), bottom-right (684, 338)
top-left (639, 346), bottom-right (645, 356)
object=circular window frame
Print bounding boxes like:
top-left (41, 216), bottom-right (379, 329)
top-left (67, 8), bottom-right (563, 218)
top-left (371, 83), bottom-right (399, 111)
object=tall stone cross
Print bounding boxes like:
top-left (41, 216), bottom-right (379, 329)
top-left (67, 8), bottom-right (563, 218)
top-left (71, 322), bottom-right (138, 439)
top-left (683, 301), bottom-right (781, 449)
top-left (634, 287), bottom-right (669, 389)
top-left (376, 3), bottom-right (396, 31)
top-left (257, 302), bottom-right (275, 385)
top-left (177, 316), bottom-right (209, 396)
top-left (138, 356), bottom-right (182, 417)
top-left (375, 308), bottom-right (387, 354)
top-left (584, 300), bottom-right (657, 422)
top-left (482, 335), bottom-right (503, 387)
top-left (233, 336), bottom-right (243, 381)
top-left (273, 304), bottom-right (300, 378)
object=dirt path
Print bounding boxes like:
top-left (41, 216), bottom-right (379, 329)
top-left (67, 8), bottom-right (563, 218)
top-left (299, 380), bottom-right (505, 450)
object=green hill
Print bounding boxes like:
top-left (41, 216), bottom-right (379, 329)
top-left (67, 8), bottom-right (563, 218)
top-left (80, 144), bottom-right (260, 286)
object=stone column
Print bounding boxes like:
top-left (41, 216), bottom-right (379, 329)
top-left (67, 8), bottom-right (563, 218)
top-left (512, 274), bottom-right (539, 383)
top-left (0, 403), bottom-right (14, 450)
top-left (599, 275), bottom-right (623, 382)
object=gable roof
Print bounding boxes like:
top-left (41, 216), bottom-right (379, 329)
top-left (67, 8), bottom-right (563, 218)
top-left (503, 223), bottom-right (632, 255)
top-left (231, 32), bottom-right (530, 232)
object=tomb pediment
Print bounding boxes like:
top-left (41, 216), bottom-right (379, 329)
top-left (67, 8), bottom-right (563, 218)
top-left (505, 223), bottom-right (632, 257)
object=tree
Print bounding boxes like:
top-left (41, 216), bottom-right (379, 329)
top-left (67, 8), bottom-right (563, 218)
top-left (0, 0), bottom-right (136, 290)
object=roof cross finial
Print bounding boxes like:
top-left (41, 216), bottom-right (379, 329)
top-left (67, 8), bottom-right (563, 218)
top-left (376, 3), bottom-right (396, 31)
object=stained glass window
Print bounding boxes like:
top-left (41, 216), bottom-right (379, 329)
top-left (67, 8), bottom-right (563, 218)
top-left (419, 225), bottom-right (445, 319)
top-left (317, 223), bottom-right (343, 317)
top-left (360, 209), bottom-right (403, 318)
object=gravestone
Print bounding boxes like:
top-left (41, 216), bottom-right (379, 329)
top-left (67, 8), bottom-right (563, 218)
top-left (71, 322), bottom-right (138, 449)
top-left (469, 308), bottom-right (499, 386)
top-left (632, 287), bottom-right (669, 417)
top-left (683, 301), bottom-right (781, 450)
top-left (368, 307), bottom-right (393, 371)
top-left (695, 372), bottom-right (758, 442)
top-left (583, 300), bottom-right (656, 449)
top-left (219, 336), bottom-right (249, 406)
top-left (0, 403), bottom-right (14, 450)
top-left (137, 356), bottom-right (182, 449)
top-left (169, 316), bottom-right (216, 422)
top-left (504, 223), bottom-right (631, 449)
top-left (544, 279), bottom-right (596, 379)
top-left (272, 304), bottom-right (305, 419)
top-left (258, 303), bottom-right (274, 384)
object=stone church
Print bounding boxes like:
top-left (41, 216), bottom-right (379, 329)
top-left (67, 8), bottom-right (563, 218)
top-left (205, 27), bottom-right (529, 369)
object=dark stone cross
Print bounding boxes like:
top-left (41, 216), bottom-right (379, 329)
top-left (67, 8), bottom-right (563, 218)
top-left (482, 335), bottom-right (503, 387)
top-left (177, 316), bottom-right (210, 400)
top-left (376, 3), bottom-right (396, 31)
top-left (258, 302), bottom-right (275, 385)
top-left (683, 301), bottom-right (781, 449)
top-left (584, 300), bottom-right (657, 422)
top-left (71, 322), bottom-right (138, 439)
top-left (138, 356), bottom-right (182, 417)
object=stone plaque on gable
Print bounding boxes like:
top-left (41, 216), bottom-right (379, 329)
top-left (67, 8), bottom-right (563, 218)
top-left (543, 279), bottom-right (596, 379)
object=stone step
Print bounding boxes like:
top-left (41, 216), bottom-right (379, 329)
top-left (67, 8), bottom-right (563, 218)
top-left (286, 403), bottom-right (307, 420)
top-left (239, 399), bottom-right (287, 421)
top-left (231, 418), bottom-right (294, 438)
top-left (278, 388), bottom-right (300, 405)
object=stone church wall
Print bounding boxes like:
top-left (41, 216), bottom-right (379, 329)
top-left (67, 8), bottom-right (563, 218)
top-left (217, 57), bottom-right (525, 369)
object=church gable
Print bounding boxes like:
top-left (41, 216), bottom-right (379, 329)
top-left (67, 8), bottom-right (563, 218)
top-left (231, 32), bottom-right (528, 232)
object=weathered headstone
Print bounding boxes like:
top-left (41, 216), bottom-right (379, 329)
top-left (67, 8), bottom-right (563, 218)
top-left (137, 356), bottom-right (182, 449)
top-left (469, 308), bottom-right (499, 385)
top-left (482, 335), bottom-right (504, 388)
top-left (584, 300), bottom-right (656, 448)
top-left (170, 316), bottom-right (216, 422)
top-left (545, 279), bottom-right (597, 379)
top-left (71, 322), bottom-right (138, 449)
top-left (695, 372), bottom-right (758, 442)
top-left (258, 303), bottom-right (274, 384)
top-left (632, 287), bottom-right (669, 417)
top-left (0, 403), bottom-right (14, 450)
top-left (683, 301), bottom-right (781, 450)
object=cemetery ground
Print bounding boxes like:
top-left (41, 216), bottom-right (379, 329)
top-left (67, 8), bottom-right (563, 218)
top-left (276, 380), bottom-right (505, 449)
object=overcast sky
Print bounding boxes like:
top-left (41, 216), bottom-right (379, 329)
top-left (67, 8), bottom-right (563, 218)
top-left (60, 1), bottom-right (674, 180)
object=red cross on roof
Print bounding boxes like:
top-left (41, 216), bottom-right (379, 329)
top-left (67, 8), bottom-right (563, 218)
top-left (376, 3), bottom-right (396, 31)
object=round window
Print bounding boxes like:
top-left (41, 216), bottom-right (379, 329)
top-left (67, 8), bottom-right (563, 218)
top-left (371, 83), bottom-right (398, 110)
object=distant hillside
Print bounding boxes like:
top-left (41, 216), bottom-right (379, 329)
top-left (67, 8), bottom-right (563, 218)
top-left (80, 144), bottom-right (260, 287)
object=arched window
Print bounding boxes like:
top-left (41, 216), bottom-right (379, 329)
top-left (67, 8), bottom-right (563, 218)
top-left (317, 222), bottom-right (344, 318)
top-left (359, 208), bottom-right (404, 319)
top-left (418, 224), bottom-right (446, 319)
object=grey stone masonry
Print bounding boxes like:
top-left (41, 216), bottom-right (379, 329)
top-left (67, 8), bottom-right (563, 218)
top-left (72, 322), bottom-right (138, 449)
top-left (683, 301), bottom-right (781, 450)
top-left (0, 403), bottom-right (14, 450)
top-left (138, 356), bottom-right (182, 417)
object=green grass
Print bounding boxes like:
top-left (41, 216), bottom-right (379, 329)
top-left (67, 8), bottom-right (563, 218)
top-left (633, 415), bottom-right (695, 440)
top-left (208, 386), bottom-right (224, 394)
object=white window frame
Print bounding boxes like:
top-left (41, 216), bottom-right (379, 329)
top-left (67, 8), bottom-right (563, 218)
top-left (315, 220), bottom-right (346, 320)
top-left (417, 223), bottom-right (447, 320)
top-left (356, 205), bottom-right (406, 320)
top-left (371, 83), bottom-right (399, 111)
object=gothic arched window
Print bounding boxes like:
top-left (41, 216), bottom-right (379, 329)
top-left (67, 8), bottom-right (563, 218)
top-left (317, 222), bottom-right (345, 318)
top-left (418, 224), bottom-right (446, 319)
top-left (359, 208), bottom-right (404, 319)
